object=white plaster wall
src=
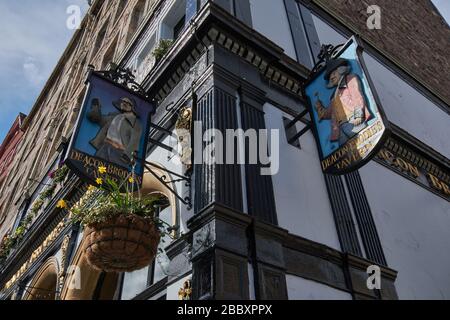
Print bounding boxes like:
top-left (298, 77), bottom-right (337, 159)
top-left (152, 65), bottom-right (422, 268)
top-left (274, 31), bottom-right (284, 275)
top-left (360, 162), bottom-right (450, 299)
top-left (312, 13), bottom-right (450, 158)
top-left (286, 275), bottom-right (352, 300)
top-left (311, 13), bottom-right (346, 47)
top-left (264, 105), bottom-right (341, 251)
top-left (363, 53), bottom-right (450, 159)
top-left (249, 0), bottom-right (297, 60)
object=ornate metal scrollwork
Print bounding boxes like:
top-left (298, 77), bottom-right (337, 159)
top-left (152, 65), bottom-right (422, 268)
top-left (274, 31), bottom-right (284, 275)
top-left (309, 43), bottom-right (345, 79)
top-left (89, 62), bottom-right (150, 100)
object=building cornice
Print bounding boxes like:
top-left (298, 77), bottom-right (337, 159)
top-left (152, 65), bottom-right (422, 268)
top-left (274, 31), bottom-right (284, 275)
top-left (136, 2), bottom-right (310, 106)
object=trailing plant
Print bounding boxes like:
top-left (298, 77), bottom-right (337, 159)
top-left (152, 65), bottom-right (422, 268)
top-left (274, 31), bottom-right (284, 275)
top-left (39, 183), bottom-right (57, 201)
top-left (0, 235), bottom-right (12, 264)
top-left (69, 167), bottom-right (173, 237)
top-left (31, 199), bottom-right (44, 215)
top-left (152, 39), bottom-right (174, 61)
top-left (64, 167), bottom-right (175, 272)
top-left (53, 165), bottom-right (70, 184)
top-left (0, 165), bottom-right (71, 265)
top-left (0, 212), bottom-right (35, 265)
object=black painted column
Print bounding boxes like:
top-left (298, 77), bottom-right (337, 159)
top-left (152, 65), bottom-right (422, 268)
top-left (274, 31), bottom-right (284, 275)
top-left (324, 174), bottom-right (363, 256)
top-left (190, 72), bottom-right (250, 300)
top-left (239, 85), bottom-right (287, 300)
top-left (240, 88), bottom-right (278, 225)
top-left (345, 172), bottom-right (387, 266)
top-left (194, 86), bottom-right (243, 213)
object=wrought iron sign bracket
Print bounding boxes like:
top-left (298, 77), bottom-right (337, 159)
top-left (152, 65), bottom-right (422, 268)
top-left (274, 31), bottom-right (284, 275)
top-left (309, 43), bottom-right (345, 81)
top-left (285, 109), bottom-right (312, 144)
top-left (88, 63), bottom-right (152, 101)
top-left (140, 159), bottom-right (193, 210)
top-left (285, 43), bottom-right (347, 145)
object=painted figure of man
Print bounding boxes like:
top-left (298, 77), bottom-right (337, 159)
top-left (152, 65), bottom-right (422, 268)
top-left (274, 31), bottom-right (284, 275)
top-left (314, 58), bottom-right (373, 146)
top-left (88, 97), bottom-right (142, 168)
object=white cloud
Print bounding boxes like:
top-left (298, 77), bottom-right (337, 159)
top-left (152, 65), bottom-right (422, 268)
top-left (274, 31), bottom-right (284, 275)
top-left (0, 0), bottom-right (89, 141)
top-left (23, 57), bottom-right (46, 86)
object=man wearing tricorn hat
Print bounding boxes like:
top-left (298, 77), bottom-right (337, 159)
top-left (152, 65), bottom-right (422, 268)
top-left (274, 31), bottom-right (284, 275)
top-left (314, 58), bottom-right (373, 146)
top-left (87, 96), bottom-right (142, 168)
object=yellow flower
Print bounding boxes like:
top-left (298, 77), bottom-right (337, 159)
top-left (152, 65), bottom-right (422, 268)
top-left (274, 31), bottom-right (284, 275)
top-left (96, 178), bottom-right (103, 185)
top-left (56, 199), bottom-right (67, 209)
top-left (98, 166), bottom-right (107, 174)
top-left (88, 185), bottom-right (96, 191)
top-left (128, 177), bottom-right (134, 183)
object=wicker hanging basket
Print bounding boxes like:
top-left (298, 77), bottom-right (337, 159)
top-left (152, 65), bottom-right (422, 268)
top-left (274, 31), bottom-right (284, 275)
top-left (83, 214), bottom-right (161, 273)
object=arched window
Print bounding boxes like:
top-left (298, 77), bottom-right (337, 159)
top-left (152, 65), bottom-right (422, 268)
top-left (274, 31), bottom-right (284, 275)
top-left (23, 257), bottom-right (59, 300)
top-left (92, 23), bottom-right (108, 59)
top-left (60, 245), bottom-right (119, 300)
top-left (66, 88), bottom-right (87, 135)
top-left (126, 0), bottom-right (146, 44)
top-left (114, 0), bottom-right (128, 22)
top-left (101, 36), bottom-right (118, 70)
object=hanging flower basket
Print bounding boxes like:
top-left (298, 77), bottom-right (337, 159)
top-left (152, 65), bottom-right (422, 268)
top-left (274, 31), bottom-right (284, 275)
top-left (83, 214), bottom-right (160, 272)
top-left (68, 166), bottom-right (172, 273)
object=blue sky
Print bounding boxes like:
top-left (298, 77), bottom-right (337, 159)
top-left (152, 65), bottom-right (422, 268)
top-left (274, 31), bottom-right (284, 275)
top-left (0, 1), bottom-right (449, 143)
top-left (0, 0), bottom-right (88, 142)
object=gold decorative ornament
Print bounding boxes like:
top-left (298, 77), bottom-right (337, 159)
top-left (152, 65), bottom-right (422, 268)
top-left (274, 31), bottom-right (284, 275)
top-left (175, 107), bottom-right (193, 170)
top-left (178, 279), bottom-right (192, 300)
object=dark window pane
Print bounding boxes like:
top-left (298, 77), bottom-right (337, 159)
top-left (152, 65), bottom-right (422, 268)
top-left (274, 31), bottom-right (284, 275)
top-left (173, 15), bottom-right (186, 39)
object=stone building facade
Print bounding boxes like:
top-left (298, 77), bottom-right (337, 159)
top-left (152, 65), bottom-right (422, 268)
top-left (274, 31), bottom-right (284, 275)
top-left (0, 0), bottom-right (448, 300)
top-left (0, 113), bottom-right (27, 232)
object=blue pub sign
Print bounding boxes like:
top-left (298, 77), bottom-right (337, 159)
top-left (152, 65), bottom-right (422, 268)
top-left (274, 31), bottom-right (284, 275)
top-left (65, 72), bottom-right (155, 187)
top-left (304, 36), bottom-right (390, 175)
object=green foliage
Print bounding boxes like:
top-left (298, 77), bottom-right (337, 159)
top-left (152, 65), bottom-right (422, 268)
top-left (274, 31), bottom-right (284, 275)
top-left (0, 165), bottom-right (71, 265)
top-left (152, 39), bottom-right (174, 61)
top-left (0, 212), bottom-right (35, 264)
top-left (71, 176), bottom-right (172, 237)
top-left (54, 165), bottom-right (70, 184)
top-left (31, 199), bottom-right (44, 214)
top-left (40, 184), bottom-right (56, 200)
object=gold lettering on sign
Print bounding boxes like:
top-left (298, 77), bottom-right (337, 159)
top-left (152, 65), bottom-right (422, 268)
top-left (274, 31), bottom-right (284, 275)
top-left (427, 173), bottom-right (450, 196)
top-left (376, 147), bottom-right (450, 200)
top-left (4, 220), bottom-right (66, 290)
top-left (69, 150), bottom-right (143, 185)
top-left (322, 120), bottom-right (384, 172)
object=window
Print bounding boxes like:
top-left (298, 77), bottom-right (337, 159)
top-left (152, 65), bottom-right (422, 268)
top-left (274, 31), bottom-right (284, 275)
top-left (120, 195), bottom-right (172, 300)
top-left (92, 23), bottom-right (108, 59)
top-left (186, 0), bottom-right (199, 23)
top-left (114, 0), bottom-right (128, 22)
top-left (160, 0), bottom-right (187, 40)
top-left (126, 0), bottom-right (146, 44)
top-left (173, 15), bottom-right (186, 40)
top-left (134, 34), bottom-right (157, 82)
top-left (101, 37), bottom-right (118, 70)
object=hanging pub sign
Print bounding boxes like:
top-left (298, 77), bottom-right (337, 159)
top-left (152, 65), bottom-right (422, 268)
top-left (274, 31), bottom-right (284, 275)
top-left (304, 36), bottom-right (390, 175)
top-left (65, 69), bottom-right (155, 187)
